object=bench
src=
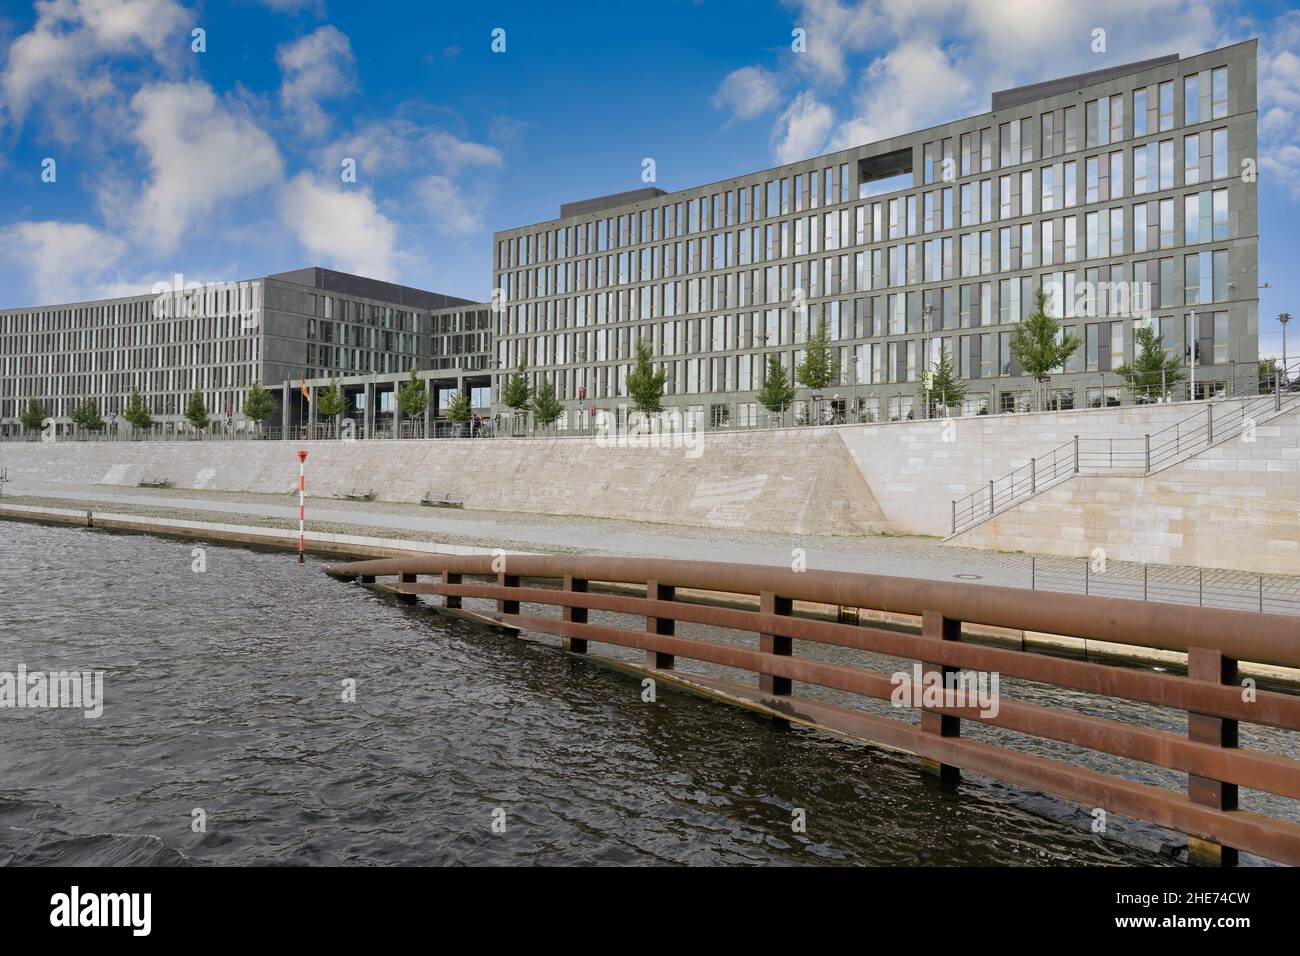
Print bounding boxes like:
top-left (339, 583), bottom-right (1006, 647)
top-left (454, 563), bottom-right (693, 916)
top-left (420, 490), bottom-right (465, 509)
top-left (138, 476), bottom-right (170, 488)
top-left (331, 488), bottom-right (375, 501)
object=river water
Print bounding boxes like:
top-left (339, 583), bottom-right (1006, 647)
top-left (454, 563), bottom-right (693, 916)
top-left (0, 522), bottom-right (1289, 865)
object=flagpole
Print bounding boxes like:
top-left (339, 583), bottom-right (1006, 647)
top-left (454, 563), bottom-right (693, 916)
top-left (296, 449), bottom-right (308, 563)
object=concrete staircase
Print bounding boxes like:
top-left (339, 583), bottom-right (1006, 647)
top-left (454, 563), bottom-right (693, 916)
top-left (945, 372), bottom-right (1300, 541)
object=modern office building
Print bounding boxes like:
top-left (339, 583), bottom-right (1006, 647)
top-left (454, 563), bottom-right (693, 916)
top-left (0, 267), bottom-right (490, 436)
top-left (491, 42), bottom-right (1258, 427)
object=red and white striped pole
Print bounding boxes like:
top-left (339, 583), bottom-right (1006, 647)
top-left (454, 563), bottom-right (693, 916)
top-left (296, 449), bottom-right (308, 563)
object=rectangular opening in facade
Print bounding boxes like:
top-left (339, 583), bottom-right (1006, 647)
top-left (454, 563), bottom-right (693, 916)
top-left (858, 147), bottom-right (914, 198)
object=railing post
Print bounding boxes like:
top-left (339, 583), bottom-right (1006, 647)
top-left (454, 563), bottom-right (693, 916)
top-left (1144, 434), bottom-right (1151, 472)
top-left (919, 611), bottom-right (961, 783)
top-left (987, 479), bottom-right (994, 516)
top-left (758, 592), bottom-right (793, 696)
top-left (496, 570), bottom-right (520, 617)
top-left (1276, 369), bottom-right (1283, 412)
top-left (562, 574), bottom-right (588, 653)
top-left (444, 571), bottom-right (462, 609)
top-left (1186, 647), bottom-right (1239, 866)
top-left (1073, 434), bottom-right (1079, 473)
top-left (1030, 457), bottom-right (1036, 494)
top-left (397, 571), bottom-right (418, 603)
top-left (644, 580), bottom-right (675, 670)
top-left (951, 499), bottom-right (957, 535)
top-left (1207, 403), bottom-right (1213, 444)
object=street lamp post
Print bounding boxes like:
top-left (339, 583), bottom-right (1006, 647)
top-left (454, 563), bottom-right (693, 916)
top-left (1280, 313), bottom-right (1292, 381)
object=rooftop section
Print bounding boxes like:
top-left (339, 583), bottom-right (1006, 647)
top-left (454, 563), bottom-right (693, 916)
top-left (265, 267), bottom-right (479, 312)
top-left (991, 53), bottom-right (1180, 110)
top-left (559, 187), bottom-right (668, 220)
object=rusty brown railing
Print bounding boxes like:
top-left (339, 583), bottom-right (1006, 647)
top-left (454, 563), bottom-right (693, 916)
top-left (323, 553), bottom-right (1300, 866)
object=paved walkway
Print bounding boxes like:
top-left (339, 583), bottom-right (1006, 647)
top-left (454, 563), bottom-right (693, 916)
top-left (4, 479), bottom-right (1295, 615)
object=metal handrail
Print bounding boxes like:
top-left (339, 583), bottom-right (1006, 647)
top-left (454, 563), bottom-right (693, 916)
top-left (324, 553), bottom-right (1300, 867)
top-left (950, 359), bottom-right (1300, 536)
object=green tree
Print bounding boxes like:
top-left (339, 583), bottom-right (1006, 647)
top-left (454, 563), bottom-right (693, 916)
top-left (313, 377), bottom-right (345, 436)
top-left (396, 368), bottom-right (429, 436)
top-left (926, 345), bottom-right (966, 413)
top-left (504, 360), bottom-right (532, 412)
top-left (184, 388), bottom-right (210, 432)
top-left (625, 339), bottom-right (666, 419)
top-left (243, 382), bottom-right (277, 431)
top-left (1116, 325), bottom-right (1184, 402)
top-left (445, 390), bottom-right (471, 426)
top-left (1009, 287), bottom-right (1081, 410)
top-left (1258, 357), bottom-right (1283, 395)
top-left (70, 398), bottom-right (105, 432)
top-left (532, 378), bottom-right (564, 430)
top-left (756, 353), bottom-right (795, 415)
top-left (19, 398), bottom-right (47, 433)
top-left (123, 389), bottom-right (153, 433)
top-left (796, 318), bottom-right (834, 391)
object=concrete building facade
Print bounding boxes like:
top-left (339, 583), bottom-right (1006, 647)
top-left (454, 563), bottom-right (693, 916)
top-left (0, 267), bottom-right (488, 435)
top-left (490, 43), bottom-right (1259, 428)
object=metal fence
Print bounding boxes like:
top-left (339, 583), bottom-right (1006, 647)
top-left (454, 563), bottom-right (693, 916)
top-left (4, 360), bottom-right (1293, 445)
top-left (1024, 554), bottom-right (1300, 616)
top-left (324, 552), bottom-right (1300, 867)
top-left (950, 359), bottom-right (1300, 536)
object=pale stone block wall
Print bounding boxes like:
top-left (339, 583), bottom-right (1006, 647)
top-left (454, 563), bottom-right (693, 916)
top-left (836, 399), bottom-right (1251, 537)
top-left (953, 406), bottom-right (1300, 575)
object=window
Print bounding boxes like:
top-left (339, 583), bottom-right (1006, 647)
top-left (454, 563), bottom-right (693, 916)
top-left (1159, 140), bottom-right (1174, 189)
top-left (1134, 88), bottom-right (1149, 136)
top-left (1159, 81), bottom-right (1174, 130)
top-left (1184, 135), bottom-right (1200, 185)
top-left (1110, 152), bottom-right (1124, 198)
top-left (1134, 143), bottom-right (1154, 194)
top-left (1214, 311), bottom-right (1230, 364)
top-left (1185, 74), bottom-right (1200, 126)
top-left (1212, 129), bottom-right (1228, 179)
top-left (1212, 66), bottom-right (1228, 119)
top-left (1064, 106), bottom-right (1079, 151)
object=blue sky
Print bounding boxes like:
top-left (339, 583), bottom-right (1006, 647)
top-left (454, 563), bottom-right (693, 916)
top-left (0, 0), bottom-right (1297, 357)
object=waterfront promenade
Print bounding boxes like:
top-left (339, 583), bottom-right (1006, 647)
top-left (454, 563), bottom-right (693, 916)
top-left (3, 477), bottom-right (1295, 616)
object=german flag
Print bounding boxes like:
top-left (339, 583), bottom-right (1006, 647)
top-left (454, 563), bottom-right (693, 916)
top-left (301, 379), bottom-right (312, 404)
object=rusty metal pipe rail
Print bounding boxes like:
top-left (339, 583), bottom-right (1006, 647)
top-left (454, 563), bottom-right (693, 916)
top-left (406, 581), bottom-right (1300, 729)
top-left (324, 553), bottom-right (1300, 866)
top-left (333, 554), bottom-right (1300, 667)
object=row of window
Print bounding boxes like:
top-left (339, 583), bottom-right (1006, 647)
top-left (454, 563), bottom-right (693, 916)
top-left (495, 66), bottom-right (1233, 272)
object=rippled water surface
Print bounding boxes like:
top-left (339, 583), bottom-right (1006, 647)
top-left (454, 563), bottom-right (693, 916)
top-left (0, 522), bottom-right (1282, 866)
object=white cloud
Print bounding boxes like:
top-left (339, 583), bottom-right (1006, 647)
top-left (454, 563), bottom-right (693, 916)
top-left (771, 91), bottom-right (833, 164)
top-left (1258, 12), bottom-right (1300, 200)
top-left (0, 220), bottom-right (126, 304)
top-left (277, 172), bottom-right (398, 279)
top-left (712, 66), bottom-right (781, 122)
top-left (276, 26), bottom-right (355, 137)
top-left (740, 0), bottom-right (1226, 165)
top-left (414, 174), bottom-right (481, 235)
top-left (0, 0), bottom-right (190, 133)
top-left (326, 120), bottom-right (501, 178)
top-left (130, 81), bottom-right (285, 253)
top-left (829, 39), bottom-right (972, 150)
